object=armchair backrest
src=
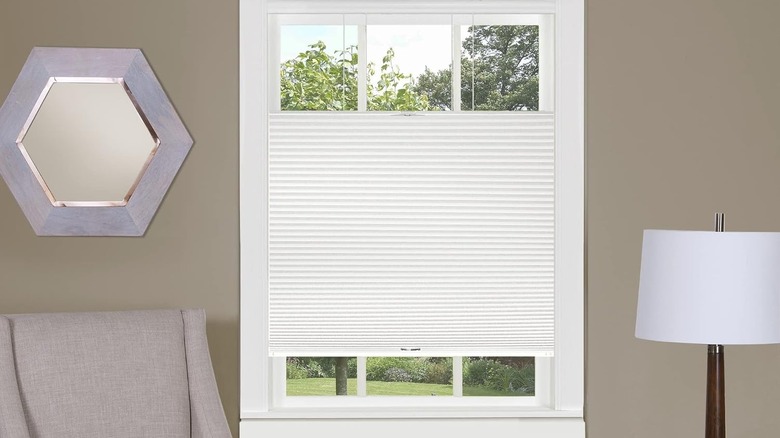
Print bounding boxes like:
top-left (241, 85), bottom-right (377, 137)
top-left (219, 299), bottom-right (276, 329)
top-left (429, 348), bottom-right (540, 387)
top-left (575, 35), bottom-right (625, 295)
top-left (0, 309), bottom-right (231, 438)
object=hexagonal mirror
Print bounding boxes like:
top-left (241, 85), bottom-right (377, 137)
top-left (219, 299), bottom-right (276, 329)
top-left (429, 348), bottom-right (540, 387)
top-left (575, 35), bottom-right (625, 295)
top-left (19, 79), bottom-right (160, 207)
top-left (0, 47), bottom-right (192, 236)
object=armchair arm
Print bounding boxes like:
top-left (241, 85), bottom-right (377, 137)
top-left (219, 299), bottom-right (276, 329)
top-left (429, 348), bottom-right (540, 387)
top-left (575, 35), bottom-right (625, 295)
top-left (182, 310), bottom-right (232, 438)
top-left (0, 316), bottom-right (31, 438)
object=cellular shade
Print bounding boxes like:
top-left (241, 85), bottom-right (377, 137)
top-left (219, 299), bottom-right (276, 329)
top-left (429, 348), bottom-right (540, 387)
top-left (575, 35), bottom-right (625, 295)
top-left (636, 230), bottom-right (780, 345)
top-left (268, 112), bottom-right (555, 357)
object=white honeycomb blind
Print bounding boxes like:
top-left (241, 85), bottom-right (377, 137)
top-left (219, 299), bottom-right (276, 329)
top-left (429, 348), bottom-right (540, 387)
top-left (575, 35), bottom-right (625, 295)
top-left (268, 112), bottom-right (554, 357)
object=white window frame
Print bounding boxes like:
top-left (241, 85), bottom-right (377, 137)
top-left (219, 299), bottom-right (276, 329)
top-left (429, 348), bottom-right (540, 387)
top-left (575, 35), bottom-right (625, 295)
top-left (240, 0), bottom-right (583, 425)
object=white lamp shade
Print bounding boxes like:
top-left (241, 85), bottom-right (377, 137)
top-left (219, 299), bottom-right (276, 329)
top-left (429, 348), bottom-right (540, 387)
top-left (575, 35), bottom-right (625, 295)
top-left (636, 230), bottom-right (780, 345)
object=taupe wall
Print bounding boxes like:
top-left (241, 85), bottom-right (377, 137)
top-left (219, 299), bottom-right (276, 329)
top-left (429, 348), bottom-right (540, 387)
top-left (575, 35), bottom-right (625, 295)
top-left (588, 0), bottom-right (780, 436)
top-left (0, 0), bottom-right (240, 436)
top-left (3, 0), bottom-right (780, 437)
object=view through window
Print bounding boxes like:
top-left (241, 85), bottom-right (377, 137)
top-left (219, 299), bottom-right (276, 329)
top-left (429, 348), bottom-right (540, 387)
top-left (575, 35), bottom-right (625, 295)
top-left (287, 356), bottom-right (535, 397)
top-left (279, 22), bottom-right (540, 112)
top-left (278, 19), bottom-right (543, 397)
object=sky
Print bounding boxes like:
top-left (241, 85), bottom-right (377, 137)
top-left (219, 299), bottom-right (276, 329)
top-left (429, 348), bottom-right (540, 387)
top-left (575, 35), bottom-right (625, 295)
top-left (280, 25), bottom-right (453, 80)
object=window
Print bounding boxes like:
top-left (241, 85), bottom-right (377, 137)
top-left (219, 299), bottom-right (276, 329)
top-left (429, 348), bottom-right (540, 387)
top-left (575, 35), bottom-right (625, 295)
top-left (273, 14), bottom-right (548, 112)
top-left (241, 0), bottom-right (583, 436)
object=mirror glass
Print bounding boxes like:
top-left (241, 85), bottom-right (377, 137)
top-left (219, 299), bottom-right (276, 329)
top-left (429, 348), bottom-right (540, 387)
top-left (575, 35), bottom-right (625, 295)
top-left (18, 79), bottom-right (159, 206)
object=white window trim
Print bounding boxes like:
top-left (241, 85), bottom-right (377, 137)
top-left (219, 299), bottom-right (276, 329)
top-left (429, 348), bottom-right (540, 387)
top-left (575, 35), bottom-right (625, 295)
top-left (240, 0), bottom-right (583, 421)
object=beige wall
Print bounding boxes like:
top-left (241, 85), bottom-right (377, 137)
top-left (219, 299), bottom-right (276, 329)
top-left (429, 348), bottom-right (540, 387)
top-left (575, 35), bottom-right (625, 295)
top-left (3, 0), bottom-right (780, 437)
top-left (588, 0), bottom-right (780, 436)
top-left (0, 0), bottom-right (240, 436)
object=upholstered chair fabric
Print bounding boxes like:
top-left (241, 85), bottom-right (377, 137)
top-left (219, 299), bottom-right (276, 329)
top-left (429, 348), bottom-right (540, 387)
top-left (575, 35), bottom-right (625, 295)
top-left (0, 309), bottom-right (231, 438)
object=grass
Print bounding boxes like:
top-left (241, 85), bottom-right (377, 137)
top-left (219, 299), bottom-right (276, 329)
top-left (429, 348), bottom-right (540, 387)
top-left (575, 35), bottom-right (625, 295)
top-left (287, 378), bottom-right (530, 397)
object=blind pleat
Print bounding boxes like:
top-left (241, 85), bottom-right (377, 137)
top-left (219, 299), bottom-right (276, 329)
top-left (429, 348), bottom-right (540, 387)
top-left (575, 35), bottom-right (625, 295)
top-left (268, 112), bottom-right (554, 357)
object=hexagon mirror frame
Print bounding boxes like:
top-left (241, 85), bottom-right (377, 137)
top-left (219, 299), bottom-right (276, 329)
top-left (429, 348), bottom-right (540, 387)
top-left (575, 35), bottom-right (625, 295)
top-left (0, 47), bottom-right (192, 236)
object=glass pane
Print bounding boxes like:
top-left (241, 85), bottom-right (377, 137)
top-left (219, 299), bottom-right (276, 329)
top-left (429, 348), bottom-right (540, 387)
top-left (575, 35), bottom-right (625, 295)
top-left (280, 25), bottom-right (359, 111)
top-left (286, 357), bottom-right (357, 396)
top-left (367, 25), bottom-right (450, 111)
top-left (463, 357), bottom-right (535, 396)
top-left (461, 25), bottom-right (539, 111)
top-left (366, 357), bottom-right (452, 396)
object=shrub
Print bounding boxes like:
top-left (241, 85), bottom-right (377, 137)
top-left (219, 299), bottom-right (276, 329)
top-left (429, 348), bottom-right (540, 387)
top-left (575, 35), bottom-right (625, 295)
top-left (347, 357), bottom-right (358, 378)
top-left (286, 358), bottom-right (309, 379)
top-left (366, 357), bottom-right (428, 382)
top-left (383, 367), bottom-right (413, 382)
top-left (486, 364), bottom-right (534, 393)
top-left (285, 358), bottom-right (334, 378)
top-left (464, 357), bottom-right (535, 394)
top-left (304, 360), bottom-right (327, 378)
top-left (425, 358), bottom-right (453, 384)
top-left (463, 358), bottom-right (496, 387)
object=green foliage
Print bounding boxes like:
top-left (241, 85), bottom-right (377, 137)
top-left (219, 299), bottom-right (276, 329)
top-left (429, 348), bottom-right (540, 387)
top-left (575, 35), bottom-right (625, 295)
top-left (414, 25), bottom-right (540, 111)
top-left (280, 41), bottom-right (358, 111)
top-left (414, 67), bottom-right (452, 111)
top-left (462, 25), bottom-right (539, 111)
top-left (281, 42), bottom-right (432, 111)
top-left (366, 357), bottom-right (429, 383)
top-left (287, 377), bottom-right (527, 397)
top-left (281, 25), bottom-right (539, 112)
top-left (463, 358), bottom-right (494, 386)
top-left (463, 357), bottom-right (534, 394)
top-left (425, 357), bottom-right (453, 385)
top-left (288, 357), bottom-right (532, 395)
top-left (347, 357), bottom-right (358, 378)
top-left (383, 367), bottom-right (413, 382)
top-left (286, 359), bottom-right (309, 380)
top-left (286, 357), bottom-right (359, 380)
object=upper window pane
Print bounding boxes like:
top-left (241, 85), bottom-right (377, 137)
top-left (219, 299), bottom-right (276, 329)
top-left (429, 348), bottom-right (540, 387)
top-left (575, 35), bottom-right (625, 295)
top-left (277, 18), bottom-right (543, 112)
top-left (367, 25), bottom-right (450, 111)
top-left (461, 25), bottom-right (540, 111)
top-left (280, 25), bottom-right (359, 111)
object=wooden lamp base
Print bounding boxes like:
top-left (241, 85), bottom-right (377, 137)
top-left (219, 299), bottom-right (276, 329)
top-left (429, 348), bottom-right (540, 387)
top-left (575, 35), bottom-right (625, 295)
top-left (706, 344), bottom-right (725, 438)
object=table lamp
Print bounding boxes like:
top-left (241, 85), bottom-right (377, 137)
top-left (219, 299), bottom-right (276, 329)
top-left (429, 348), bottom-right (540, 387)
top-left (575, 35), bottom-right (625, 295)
top-left (635, 214), bottom-right (780, 438)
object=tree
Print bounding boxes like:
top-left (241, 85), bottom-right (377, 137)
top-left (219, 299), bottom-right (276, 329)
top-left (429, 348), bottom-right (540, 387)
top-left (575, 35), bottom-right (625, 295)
top-left (335, 357), bottom-right (349, 395)
top-left (414, 67), bottom-right (452, 111)
top-left (281, 42), bottom-right (432, 111)
top-left (281, 25), bottom-right (539, 112)
top-left (280, 41), bottom-right (358, 111)
top-left (413, 25), bottom-right (539, 111)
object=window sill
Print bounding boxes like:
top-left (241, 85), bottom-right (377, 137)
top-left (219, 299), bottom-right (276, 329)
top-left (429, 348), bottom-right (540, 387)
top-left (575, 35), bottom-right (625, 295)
top-left (241, 406), bottom-right (584, 419)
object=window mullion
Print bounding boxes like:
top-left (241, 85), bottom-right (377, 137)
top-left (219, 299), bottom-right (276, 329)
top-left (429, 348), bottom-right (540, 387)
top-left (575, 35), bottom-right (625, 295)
top-left (357, 356), bottom-right (367, 396)
top-left (538, 14), bottom-right (555, 111)
top-left (451, 21), bottom-right (461, 112)
top-left (452, 356), bottom-right (463, 397)
top-left (268, 14), bottom-right (282, 112)
top-left (357, 17), bottom-right (368, 112)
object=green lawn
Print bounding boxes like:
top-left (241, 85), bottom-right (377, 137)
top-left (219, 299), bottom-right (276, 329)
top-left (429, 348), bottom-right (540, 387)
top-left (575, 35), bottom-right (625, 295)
top-left (287, 378), bottom-right (530, 396)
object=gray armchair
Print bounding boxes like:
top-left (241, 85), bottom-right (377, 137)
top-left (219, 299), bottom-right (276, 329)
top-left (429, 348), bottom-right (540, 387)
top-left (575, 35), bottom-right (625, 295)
top-left (0, 309), bottom-right (231, 438)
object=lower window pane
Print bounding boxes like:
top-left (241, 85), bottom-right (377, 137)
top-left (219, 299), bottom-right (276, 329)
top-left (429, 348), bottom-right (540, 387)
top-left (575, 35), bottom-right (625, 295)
top-left (366, 357), bottom-right (452, 396)
top-left (463, 357), bottom-right (535, 396)
top-left (286, 357), bottom-right (357, 396)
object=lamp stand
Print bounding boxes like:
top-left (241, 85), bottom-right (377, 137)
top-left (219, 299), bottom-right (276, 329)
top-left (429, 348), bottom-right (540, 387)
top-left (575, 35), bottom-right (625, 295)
top-left (706, 344), bottom-right (725, 438)
top-left (706, 213), bottom-right (726, 438)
